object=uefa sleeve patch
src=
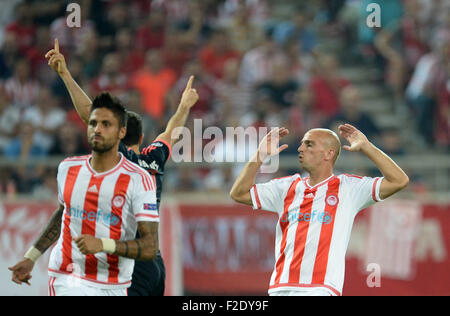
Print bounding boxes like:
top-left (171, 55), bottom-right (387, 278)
top-left (143, 203), bottom-right (157, 211)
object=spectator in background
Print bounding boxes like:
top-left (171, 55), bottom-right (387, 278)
top-left (255, 59), bottom-right (299, 110)
top-left (373, 0), bottom-right (429, 109)
top-left (162, 30), bottom-right (194, 76)
top-left (368, 127), bottom-right (406, 178)
top-left (358, 0), bottom-right (404, 47)
top-left (240, 89), bottom-right (280, 129)
top-left (91, 52), bottom-right (129, 100)
top-left (239, 28), bottom-right (286, 89)
top-left (5, 2), bottom-right (35, 54)
top-left (199, 28), bottom-right (240, 79)
top-left (273, 10), bottom-right (317, 54)
top-left (0, 0), bottom-right (22, 44)
top-left (288, 86), bottom-right (325, 144)
top-left (224, 4), bottom-right (264, 53)
top-left (167, 168), bottom-right (201, 193)
top-left (115, 28), bottom-right (145, 76)
top-left (406, 31), bottom-right (449, 146)
top-left (168, 60), bottom-right (215, 123)
top-left (77, 31), bottom-right (102, 79)
top-left (49, 122), bottom-right (88, 157)
top-left (123, 89), bottom-right (145, 116)
top-left (136, 8), bottom-right (167, 51)
top-left (174, 1), bottom-right (212, 46)
top-left (95, 1), bottom-right (130, 51)
top-left (11, 165), bottom-right (42, 194)
top-left (3, 58), bottom-right (40, 109)
top-left (434, 36), bottom-right (450, 150)
top-left (309, 53), bottom-right (350, 118)
top-left (213, 58), bottom-right (252, 127)
top-left (23, 87), bottom-right (66, 153)
top-left (435, 77), bottom-right (449, 150)
top-left (25, 26), bottom-right (54, 84)
top-left (326, 86), bottom-right (381, 142)
top-left (218, 0), bottom-right (270, 27)
top-left (284, 39), bottom-right (314, 87)
top-left (50, 1), bottom-right (95, 56)
top-left (379, 127), bottom-right (406, 156)
top-left (3, 122), bottom-right (47, 160)
top-left (0, 89), bottom-right (20, 153)
top-left (0, 32), bottom-right (20, 80)
top-left (203, 166), bottom-right (235, 193)
top-left (31, 167), bottom-right (57, 200)
top-left (132, 49), bottom-right (176, 121)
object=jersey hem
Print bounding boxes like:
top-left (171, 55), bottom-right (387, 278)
top-left (48, 268), bottom-right (131, 290)
top-left (268, 283), bottom-right (341, 296)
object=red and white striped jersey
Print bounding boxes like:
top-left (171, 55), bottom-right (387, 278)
top-left (250, 173), bottom-right (384, 296)
top-left (48, 153), bottom-right (158, 289)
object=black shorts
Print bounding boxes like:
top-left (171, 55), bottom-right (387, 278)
top-left (128, 253), bottom-right (166, 296)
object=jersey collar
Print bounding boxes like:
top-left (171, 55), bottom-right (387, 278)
top-left (304, 174), bottom-right (335, 190)
top-left (86, 152), bottom-right (125, 177)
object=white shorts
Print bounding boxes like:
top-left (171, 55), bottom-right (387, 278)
top-left (269, 288), bottom-right (335, 296)
top-left (48, 276), bottom-right (128, 296)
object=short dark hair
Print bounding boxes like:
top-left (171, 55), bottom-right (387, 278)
top-left (90, 92), bottom-right (128, 128)
top-left (122, 111), bottom-right (143, 146)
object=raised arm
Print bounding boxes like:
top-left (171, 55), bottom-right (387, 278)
top-left (45, 38), bottom-right (92, 124)
top-left (9, 204), bottom-right (64, 285)
top-left (156, 76), bottom-right (199, 146)
top-left (338, 123), bottom-right (409, 200)
top-left (230, 128), bottom-right (289, 205)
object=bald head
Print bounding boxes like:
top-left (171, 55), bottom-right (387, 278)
top-left (307, 128), bottom-right (341, 164)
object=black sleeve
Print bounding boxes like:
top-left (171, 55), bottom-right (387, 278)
top-left (138, 140), bottom-right (171, 174)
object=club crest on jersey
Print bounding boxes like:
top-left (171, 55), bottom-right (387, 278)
top-left (326, 194), bottom-right (339, 206)
top-left (112, 194), bottom-right (126, 208)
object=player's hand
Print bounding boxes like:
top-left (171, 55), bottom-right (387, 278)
top-left (8, 258), bottom-right (34, 286)
top-left (179, 75), bottom-right (199, 110)
top-left (338, 123), bottom-right (370, 152)
top-left (73, 235), bottom-right (103, 255)
top-left (255, 127), bottom-right (289, 162)
top-left (45, 38), bottom-right (68, 76)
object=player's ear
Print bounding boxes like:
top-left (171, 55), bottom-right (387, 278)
top-left (119, 126), bottom-right (127, 140)
top-left (139, 134), bottom-right (144, 146)
top-left (325, 148), bottom-right (335, 162)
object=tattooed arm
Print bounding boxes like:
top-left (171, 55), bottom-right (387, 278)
top-left (34, 204), bottom-right (64, 253)
top-left (8, 204), bottom-right (64, 285)
top-left (114, 222), bottom-right (159, 261)
top-left (74, 222), bottom-right (159, 261)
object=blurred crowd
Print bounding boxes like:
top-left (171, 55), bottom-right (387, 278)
top-left (0, 0), bottom-right (448, 198)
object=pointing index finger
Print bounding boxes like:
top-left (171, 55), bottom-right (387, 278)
top-left (55, 38), bottom-right (59, 53)
top-left (185, 75), bottom-right (194, 91)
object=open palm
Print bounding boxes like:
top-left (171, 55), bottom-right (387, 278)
top-left (257, 127), bottom-right (289, 161)
top-left (338, 124), bottom-right (369, 152)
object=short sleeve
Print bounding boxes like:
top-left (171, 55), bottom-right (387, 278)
top-left (131, 176), bottom-right (159, 223)
top-left (250, 175), bottom-right (300, 214)
top-left (343, 175), bottom-right (384, 213)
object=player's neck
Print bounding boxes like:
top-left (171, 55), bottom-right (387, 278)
top-left (129, 145), bottom-right (140, 155)
top-left (307, 168), bottom-right (334, 187)
top-left (90, 148), bottom-right (122, 174)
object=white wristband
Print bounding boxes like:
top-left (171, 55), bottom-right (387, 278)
top-left (101, 238), bottom-right (116, 254)
top-left (24, 246), bottom-right (42, 263)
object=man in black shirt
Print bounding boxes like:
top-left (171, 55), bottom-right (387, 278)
top-left (45, 39), bottom-right (199, 295)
